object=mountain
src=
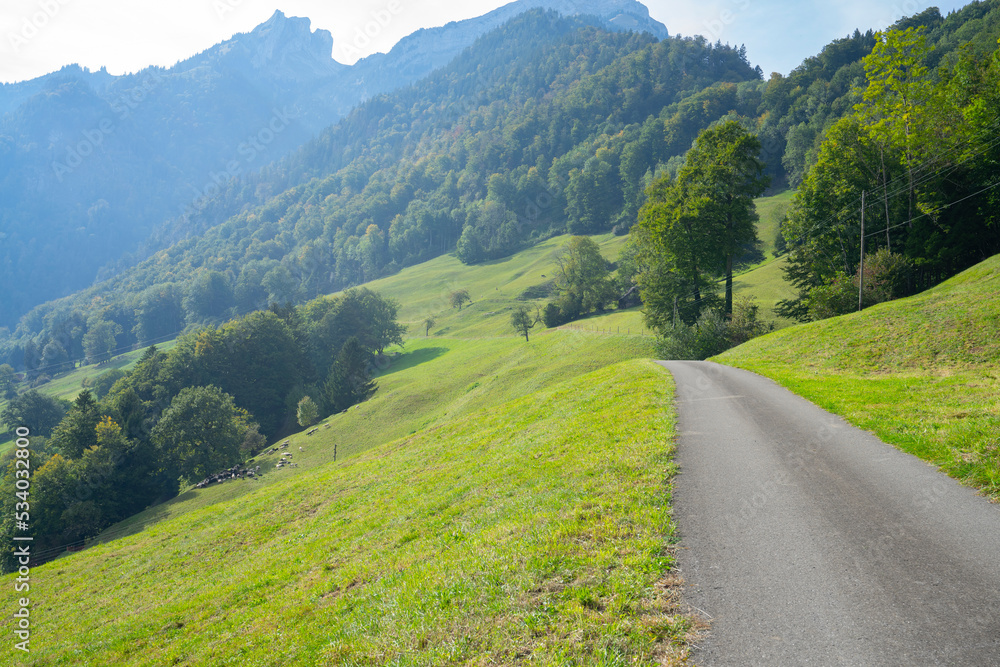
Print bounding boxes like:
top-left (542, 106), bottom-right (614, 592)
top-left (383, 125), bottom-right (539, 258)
top-left (349, 0), bottom-right (666, 96)
top-left (0, 0), bottom-right (668, 331)
top-left (0, 9), bottom-right (754, 373)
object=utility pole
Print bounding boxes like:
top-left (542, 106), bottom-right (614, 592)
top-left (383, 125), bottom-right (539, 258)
top-left (859, 190), bottom-right (866, 312)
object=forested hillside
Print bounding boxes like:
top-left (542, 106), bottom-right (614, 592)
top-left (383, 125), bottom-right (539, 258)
top-left (5, 2), bottom-right (1000, 377)
top-left (0, 285), bottom-right (405, 562)
top-left (0, 1), bottom-right (667, 332)
top-left (776, 4), bottom-right (1000, 320)
top-left (0, 10), bottom-right (756, 373)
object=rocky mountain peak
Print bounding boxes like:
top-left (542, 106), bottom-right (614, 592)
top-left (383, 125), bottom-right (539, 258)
top-left (243, 10), bottom-right (341, 79)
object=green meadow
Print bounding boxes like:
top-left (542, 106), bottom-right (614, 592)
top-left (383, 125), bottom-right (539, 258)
top-left (1, 351), bottom-right (697, 665)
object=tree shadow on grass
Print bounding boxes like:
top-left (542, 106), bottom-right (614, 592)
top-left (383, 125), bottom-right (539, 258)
top-left (377, 347), bottom-right (448, 377)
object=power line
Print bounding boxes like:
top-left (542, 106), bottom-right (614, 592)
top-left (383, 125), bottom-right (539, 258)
top-left (16, 329), bottom-right (185, 378)
top-left (865, 179), bottom-right (1000, 239)
top-left (867, 129), bottom-right (1000, 208)
top-left (643, 145), bottom-right (1000, 317)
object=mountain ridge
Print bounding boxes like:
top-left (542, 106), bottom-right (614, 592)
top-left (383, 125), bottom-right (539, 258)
top-left (0, 0), bottom-right (669, 330)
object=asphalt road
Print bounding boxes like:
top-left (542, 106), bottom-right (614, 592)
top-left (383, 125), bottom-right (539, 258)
top-left (658, 361), bottom-right (1000, 666)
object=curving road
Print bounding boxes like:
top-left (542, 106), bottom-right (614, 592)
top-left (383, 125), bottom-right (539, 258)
top-left (658, 361), bottom-right (1000, 666)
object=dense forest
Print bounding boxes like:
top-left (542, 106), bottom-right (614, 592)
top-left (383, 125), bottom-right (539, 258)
top-left (4, 2), bottom-right (1000, 376)
top-left (0, 287), bottom-right (403, 570)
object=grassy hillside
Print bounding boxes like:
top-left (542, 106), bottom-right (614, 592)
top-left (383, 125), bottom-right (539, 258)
top-left (363, 233), bottom-right (637, 338)
top-left (1, 359), bottom-right (697, 665)
top-left (40, 339), bottom-right (179, 404)
top-left (716, 254), bottom-right (1000, 498)
top-left (728, 189), bottom-right (797, 325)
top-left (364, 192), bottom-right (798, 342)
top-left (754, 189), bottom-right (794, 258)
top-left (84, 332), bottom-right (658, 543)
top-left (2, 202), bottom-right (796, 457)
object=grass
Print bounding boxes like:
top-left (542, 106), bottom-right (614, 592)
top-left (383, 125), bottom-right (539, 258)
top-left (716, 253), bottom-right (1000, 498)
top-left (5, 198), bottom-right (800, 436)
top-left (726, 189), bottom-right (798, 327)
top-left (1, 359), bottom-right (697, 665)
top-left (77, 332), bottom-right (659, 545)
top-left (754, 189), bottom-right (794, 259)
top-left (366, 199), bottom-right (800, 338)
top-left (732, 257), bottom-right (797, 327)
top-left (559, 307), bottom-right (650, 336)
top-left (363, 233), bottom-right (633, 338)
top-left (36, 339), bottom-right (179, 404)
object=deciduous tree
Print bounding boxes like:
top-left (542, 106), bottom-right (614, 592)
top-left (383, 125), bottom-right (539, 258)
top-left (152, 385), bottom-right (253, 484)
top-left (634, 176), bottom-right (720, 328)
top-left (324, 337), bottom-right (377, 413)
top-left (553, 236), bottom-right (618, 317)
top-left (83, 319), bottom-right (122, 364)
top-left (49, 390), bottom-right (101, 459)
top-left (1, 390), bottom-right (69, 437)
top-left (677, 121), bottom-right (769, 316)
top-left (510, 305), bottom-right (538, 342)
top-left (0, 364), bottom-right (16, 400)
top-left (297, 396), bottom-right (319, 428)
top-left (450, 289), bottom-right (471, 311)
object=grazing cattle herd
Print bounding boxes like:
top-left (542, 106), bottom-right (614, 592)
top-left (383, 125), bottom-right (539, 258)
top-left (194, 422), bottom-right (335, 490)
top-left (195, 440), bottom-right (299, 489)
top-left (193, 463), bottom-right (263, 489)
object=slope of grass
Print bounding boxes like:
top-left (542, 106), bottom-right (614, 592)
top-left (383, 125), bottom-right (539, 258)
top-left (363, 233), bottom-right (631, 338)
top-left (34, 339), bottom-right (179, 404)
top-left (1, 360), bottom-right (695, 665)
top-left (74, 332), bottom-right (658, 550)
top-left (716, 254), bottom-right (1000, 498)
top-left (6, 201), bottom-right (798, 437)
top-left (754, 189), bottom-right (794, 258)
top-left (559, 307), bottom-right (650, 336)
top-left (371, 200), bottom-right (800, 339)
top-left (732, 256), bottom-right (797, 326)
top-left (725, 190), bottom-right (798, 326)
top-left (565, 254), bottom-right (798, 335)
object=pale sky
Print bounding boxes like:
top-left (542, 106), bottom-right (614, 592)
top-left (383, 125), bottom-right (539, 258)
top-left (0, 0), bottom-right (973, 84)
